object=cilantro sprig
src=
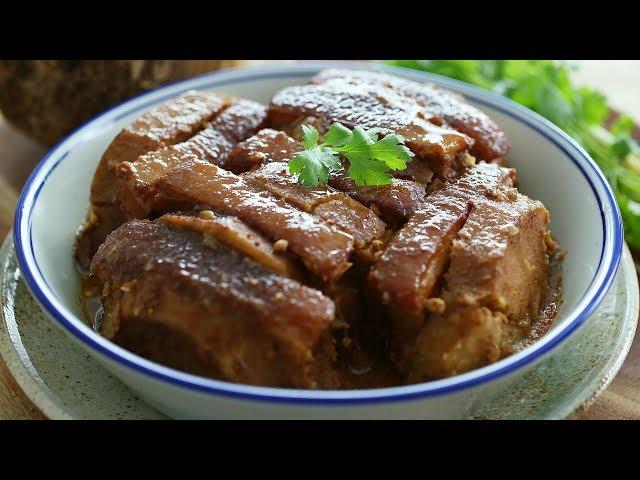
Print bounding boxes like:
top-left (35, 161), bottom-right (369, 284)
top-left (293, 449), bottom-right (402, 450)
top-left (288, 123), bottom-right (414, 187)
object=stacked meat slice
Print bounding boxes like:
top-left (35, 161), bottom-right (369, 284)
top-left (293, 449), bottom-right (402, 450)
top-left (92, 218), bottom-right (339, 388)
top-left (77, 69), bottom-right (560, 389)
top-left (76, 93), bottom-right (267, 271)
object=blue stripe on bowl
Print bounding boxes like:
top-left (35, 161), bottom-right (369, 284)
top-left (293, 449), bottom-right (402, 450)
top-left (13, 62), bottom-right (623, 404)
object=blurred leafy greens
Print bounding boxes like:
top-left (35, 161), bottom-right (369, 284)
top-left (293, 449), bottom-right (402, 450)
top-left (386, 60), bottom-right (640, 251)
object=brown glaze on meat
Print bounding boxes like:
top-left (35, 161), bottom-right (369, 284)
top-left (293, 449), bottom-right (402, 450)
top-left (160, 212), bottom-right (302, 279)
top-left (370, 163), bottom-right (515, 318)
top-left (91, 219), bottom-right (340, 388)
top-left (115, 99), bottom-right (266, 219)
top-left (91, 91), bottom-right (227, 207)
top-left (407, 194), bottom-right (551, 381)
top-left (369, 163), bottom-right (519, 368)
top-left (75, 91), bottom-right (228, 271)
top-left (244, 162), bottom-right (386, 248)
top-left (76, 71), bottom-right (562, 390)
top-left (444, 196), bottom-right (550, 321)
top-left (157, 160), bottom-right (355, 282)
top-left (268, 81), bottom-right (473, 180)
top-left (232, 129), bottom-right (428, 225)
top-left (329, 169), bottom-right (427, 225)
top-left (312, 69), bottom-right (510, 161)
top-left (225, 128), bottom-right (300, 173)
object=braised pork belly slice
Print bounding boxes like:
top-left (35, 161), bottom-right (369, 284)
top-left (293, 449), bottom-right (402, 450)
top-left (90, 219), bottom-right (339, 388)
top-left (223, 129), bottom-right (387, 246)
top-left (206, 99), bottom-right (268, 144)
top-left (76, 91), bottom-right (228, 270)
top-left (91, 91), bottom-right (227, 207)
top-left (369, 164), bottom-right (516, 368)
top-left (116, 99), bottom-right (266, 219)
top-left (160, 213), bottom-right (302, 279)
top-left (371, 194), bottom-right (471, 363)
top-left (370, 163), bottom-right (515, 319)
top-left (312, 69), bottom-right (510, 161)
top-left (443, 195), bottom-right (550, 319)
top-left (225, 128), bottom-right (299, 173)
top-left (329, 169), bottom-right (427, 225)
top-left (244, 162), bottom-right (341, 209)
top-left (230, 129), bottom-right (426, 225)
top-left (156, 160), bottom-right (354, 281)
top-left (244, 162), bottom-right (386, 248)
top-left (407, 195), bottom-right (551, 381)
top-left (268, 81), bottom-right (473, 180)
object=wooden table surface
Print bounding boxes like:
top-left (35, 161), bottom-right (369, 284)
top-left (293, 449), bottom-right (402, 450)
top-left (0, 61), bottom-right (639, 420)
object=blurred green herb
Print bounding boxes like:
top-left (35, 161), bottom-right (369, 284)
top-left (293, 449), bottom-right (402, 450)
top-left (386, 60), bottom-right (640, 251)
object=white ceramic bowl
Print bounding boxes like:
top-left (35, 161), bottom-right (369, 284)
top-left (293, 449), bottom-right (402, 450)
top-left (13, 62), bottom-right (623, 419)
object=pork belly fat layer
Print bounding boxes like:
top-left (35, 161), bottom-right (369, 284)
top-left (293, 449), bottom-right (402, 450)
top-left (443, 194), bottom-right (551, 320)
top-left (157, 160), bottom-right (355, 281)
top-left (116, 99), bottom-right (267, 219)
top-left (267, 81), bottom-right (473, 180)
top-left (91, 219), bottom-right (339, 388)
top-left (312, 69), bottom-right (510, 161)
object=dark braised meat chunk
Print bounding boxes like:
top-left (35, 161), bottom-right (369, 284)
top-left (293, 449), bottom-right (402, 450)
top-left (116, 99), bottom-right (266, 219)
top-left (76, 98), bottom-right (266, 269)
top-left (75, 91), bottom-right (229, 270)
top-left (408, 194), bottom-right (551, 381)
top-left (268, 80), bottom-right (473, 180)
top-left (232, 129), bottom-right (427, 225)
top-left (92, 90), bottom-right (227, 207)
top-left (91, 219), bottom-right (340, 388)
top-left (311, 69), bottom-right (510, 161)
top-left (369, 163), bottom-right (531, 370)
top-left (370, 163), bottom-right (515, 318)
top-left (160, 212), bottom-right (302, 279)
top-left (244, 162), bottom-right (386, 248)
top-left (225, 128), bottom-right (299, 173)
top-left (158, 160), bottom-right (355, 282)
top-left (329, 169), bottom-right (427, 226)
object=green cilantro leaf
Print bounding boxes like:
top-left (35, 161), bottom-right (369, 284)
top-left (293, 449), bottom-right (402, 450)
top-left (288, 124), bottom-right (342, 187)
top-left (336, 126), bottom-right (413, 178)
top-left (324, 122), bottom-right (352, 147)
top-left (346, 152), bottom-right (393, 186)
top-left (301, 124), bottom-right (320, 149)
top-left (287, 123), bottom-right (414, 187)
top-left (367, 133), bottom-right (413, 170)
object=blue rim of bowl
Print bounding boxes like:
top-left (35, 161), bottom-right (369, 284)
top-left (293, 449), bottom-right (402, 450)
top-left (13, 62), bottom-right (623, 404)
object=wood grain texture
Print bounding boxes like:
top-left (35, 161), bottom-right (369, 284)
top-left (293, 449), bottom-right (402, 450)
top-left (0, 61), bottom-right (638, 420)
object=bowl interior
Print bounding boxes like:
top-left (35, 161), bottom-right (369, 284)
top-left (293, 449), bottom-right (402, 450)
top-left (17, 65), bottom-right (618, 396)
